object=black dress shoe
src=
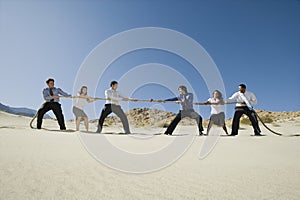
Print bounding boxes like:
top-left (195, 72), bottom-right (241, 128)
top-left (199, 131), bottom-right (204, 136)
top-left (95, 129), bottom-right (102, 133)
top-left (164, 132), bottom-right (171, 135)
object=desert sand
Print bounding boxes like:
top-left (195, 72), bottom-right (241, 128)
top-left (0, 110), bottom-right (300, 200)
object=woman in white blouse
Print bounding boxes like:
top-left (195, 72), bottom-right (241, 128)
top-left (205, 90), bottom-right (228, 135)
top-left (73, 86), bottom-right (94, 131)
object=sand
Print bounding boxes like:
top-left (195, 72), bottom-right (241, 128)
top-left (0, 111), bottom-right (300, 200)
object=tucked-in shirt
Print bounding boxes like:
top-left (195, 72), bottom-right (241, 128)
top-left (166, 92), bottom-right (194, 110)
top-left (207, 98), bottom-right (224, 114)
top-left (43, 87), bottom-right (71, 102)
top-left (228, 91), bottom-right (257, 108)
top-left (105, 88), bottom-right (126, 105)
top-left (73, 93), bottom-right (88, 110)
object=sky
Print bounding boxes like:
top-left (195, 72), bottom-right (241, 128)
top-left (0, 0), bottom-right (299, 120)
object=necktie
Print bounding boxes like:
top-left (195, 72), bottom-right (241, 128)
top-left (184, 94), bottom-right (188, 107)
top-left (240, 93), bottom-right (252, 110)
top-left (50, 88), bottom-right (54, 102)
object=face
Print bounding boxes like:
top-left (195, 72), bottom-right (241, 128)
top-left (82, 87), bottom-right (87, 95)
top-left (178, 87), bottom-right (186, 94)
top-left (47, 81), bottom-right (54, 88)
top-left (213, 91), bottom-right (220, 99)
top-left (239, 86), bottom-right (246, 93)
top-left (111, 84), bottom-right (118, 90)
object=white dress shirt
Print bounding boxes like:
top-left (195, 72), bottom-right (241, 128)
top-left (207, 98), bottom-right (225, 115)
top-left (228, 91), bottom-right (257, 108)
top-left (105, 88), bottom-right (125, 105)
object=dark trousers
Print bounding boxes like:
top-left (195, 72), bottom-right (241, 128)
top-left (207, 112), bottom-right (228, 135)
top-left (37, 102), bottom-right (66, 130)
top-left (97, 104), bottom-right (130, 133)
top-left (165, 109), bottom-right (203, 135)
top-left (231, 106), bottom-right (261, 135)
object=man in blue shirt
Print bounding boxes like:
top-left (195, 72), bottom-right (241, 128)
top-left (36, 78), bottom-right (72, 130)
top-left (162, 85), bottom-right (204, 136)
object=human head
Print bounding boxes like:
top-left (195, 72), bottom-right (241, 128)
top-left (46, 78), bottom-right (55, 88)
top-left (213, 90), bottom-right (223, 100)
top-left (110, 81), bottom-right (118, 90)
top-left (80, 86), bottom-right (88, 95)
top-left (178, 85), bottom-right (187, 94)
top-left (238, 84), bottom-right (246, 93)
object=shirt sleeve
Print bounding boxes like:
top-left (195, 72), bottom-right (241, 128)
top-left (249, 92), bottom-right (257, 105)
top-left (165, 97), bottom-right (179, 101)
top-left (105, 90), bottom-right (122, 101)
top-left (43, 89), bottom-right (51, 101)
top-left (58, 88), bottom-right (71, 96)
top-left (227, 92), bottom-right (239, 102)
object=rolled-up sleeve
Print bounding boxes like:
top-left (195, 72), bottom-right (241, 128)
top-left (58, 88), bottom-right (71, 97)
top-left (249, 93), bottom-right (257, 105)
top-left (43, 89), bottom-right (51, 101)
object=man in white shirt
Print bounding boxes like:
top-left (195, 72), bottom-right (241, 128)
top-left (96, 81), bottom-right (136, 134)
top-left (227, 84), bottom-right (261, 136)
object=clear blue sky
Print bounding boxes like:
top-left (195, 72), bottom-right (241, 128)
top-left (0, 0), bottom-right (299, 120)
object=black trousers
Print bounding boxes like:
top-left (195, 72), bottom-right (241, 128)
top-left (97, 104), bottom-right (130, 133)
top-left (231, 106), bottom-right (261, 135)
top-left (37, 102), bottom-right (66, 130)
top-left (165, 109), bottom-right (203, 135)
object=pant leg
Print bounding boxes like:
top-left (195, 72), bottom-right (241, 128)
top-left (245, 109), bottom-right (261, 134)
top-left (36, 102), bottom-right (51, 129)
top-left (165, 111), bottom-right (182, 135)
top-left (189, 111), bottom-right (204, 132)
top-left (97, 104), bottom-right (112, 133)
top-left (207, 118), bottom-right (213, 135)
top-left (231, 108), bottom-right (245, 135)
top-left (112, 105), bottom-right (130, 133)
top-left (51, 102), bottom-right (66, 130)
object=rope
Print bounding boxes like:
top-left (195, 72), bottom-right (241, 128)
top-left (254, 111), bottom-right (300, 137)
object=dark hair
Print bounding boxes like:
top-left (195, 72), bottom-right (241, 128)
top-left (213, 90), bottom-right (223, 101)
top-left (46, 78), bottom-right (54, 84)
top-left (239, 84), bottom-right (246, 89)
top-left (178, 85), bottom-right (187, 93)
top-left (79, 86), bottom-right (88, 95)
top-left (110, 81), bottom-right (118, 87)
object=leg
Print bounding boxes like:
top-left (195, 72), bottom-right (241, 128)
top-left (165, 111), bottom-right (182, 135)
top-left (83, 117), bottom-right (89, 131)
top-left (76, 117), bottom-right (82, 131)
top-left (189, 111), bottom-right (204, 134)
top-left (231, 108), bottom-right (245, 135)
top-left (223, 123), bottom-right (229, 135)
top-left (206, 118), bottom-right (213, 135)
top-left (112, 105), bottom-right (130, 133)
top-left (97, 105), bottom-right (112, 133)
top-left (36, 102), bottom-right (51, 129)
top-left (51, 103), bottom-right (66, 130)
top-left (246, 110), bottom-right (261, 135)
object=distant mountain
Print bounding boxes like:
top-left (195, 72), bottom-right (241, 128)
top-left (0, 102), bottom-right (51, 118)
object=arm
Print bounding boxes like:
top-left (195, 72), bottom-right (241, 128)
top-left (164, 97), bottom-right (179, 101)
top-left (249, 92), bottom-right (257, 105)
top-left (43, 89), bottom-right (52, 101)
top-left (57, 88), bottom-right (71, 97)
top-left (105, 90), bottom-right (123, 101)
top-left (227, 92), bottom-right (239, 102)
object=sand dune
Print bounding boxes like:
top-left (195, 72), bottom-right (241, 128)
top-left (0, 111), bottom-right (300, 200)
